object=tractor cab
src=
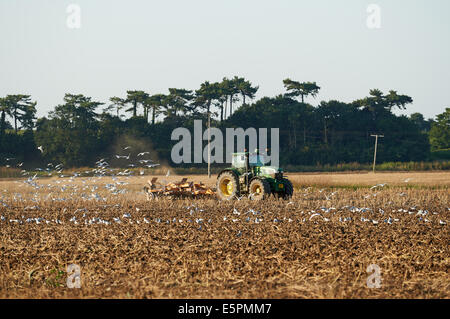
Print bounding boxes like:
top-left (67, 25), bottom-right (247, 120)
top-left (231, 152), bottom-right (266, 168)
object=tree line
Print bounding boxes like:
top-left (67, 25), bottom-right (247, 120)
top-left (105, 76), bottom-right (258, 123)
top-left (0, 76), bottom-right (448, 169)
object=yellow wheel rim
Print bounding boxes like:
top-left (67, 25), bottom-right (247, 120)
top-left (220, 178), bottom-right (233, 196)
top-left (251, 184), bottom-right (262, 194)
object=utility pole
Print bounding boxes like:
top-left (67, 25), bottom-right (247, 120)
top-left (207, 110), bottom-right (211, 178)
top-left (371, 134), bottom-right (384, 173)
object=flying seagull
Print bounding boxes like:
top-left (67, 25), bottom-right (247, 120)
top-left (137, 152), bottom-right (150, 157)
top-left (115, 154), bottom-right (130, 160)
top-left (38, 146), bottom-right (44, 153)
top-left (370, 183), bottom-right (387, 190)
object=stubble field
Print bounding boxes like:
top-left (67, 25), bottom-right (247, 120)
top-left (0, 171), bottom-right (449, 298)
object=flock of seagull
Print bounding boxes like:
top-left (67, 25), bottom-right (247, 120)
top-left (0, 148), bottom-right (448, 232)
top-left (1, 198), bottom-right (448, 231)
top-left (0, 180), bottom-right (448, 231)
top-left (4, 146), bottom-right (160, 178)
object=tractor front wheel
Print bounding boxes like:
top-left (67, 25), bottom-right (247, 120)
top-left (281, 178), bottom-right (294, 199)
top-left (249, 178), bottom-right (271, 200)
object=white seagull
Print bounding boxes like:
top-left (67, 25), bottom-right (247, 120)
top-left (137, 152), bottom-right (150, 157)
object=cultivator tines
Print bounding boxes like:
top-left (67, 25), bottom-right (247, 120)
top-left (143, 177), bottom-right (215, 200)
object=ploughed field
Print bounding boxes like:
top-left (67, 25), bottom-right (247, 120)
top-left (0, 172), bottom-right (448, 298)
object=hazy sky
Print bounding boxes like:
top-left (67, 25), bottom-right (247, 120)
top-left (1, 0), bottom-right (449, 119)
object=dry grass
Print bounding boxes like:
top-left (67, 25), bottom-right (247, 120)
top-left (0, 172), bottom-right (448, 298)
top-left (287, 171), bottom-right (450, 188)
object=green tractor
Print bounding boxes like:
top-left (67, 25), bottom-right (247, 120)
top-left (216, 149), bottom-right (293, 200)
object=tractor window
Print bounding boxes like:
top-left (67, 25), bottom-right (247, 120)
top-left (249, 155), bottom-right (266, 166)
top-left (232, 154), bottom-right (246, 168)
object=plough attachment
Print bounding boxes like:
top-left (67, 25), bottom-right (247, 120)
top-left (143, 177), bottom-right (216, 200)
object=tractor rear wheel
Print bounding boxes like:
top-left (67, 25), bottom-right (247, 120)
top-left (216, 171), bottom-right (240, 200)
top-left (249, 178), bottom-right (271, 200)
